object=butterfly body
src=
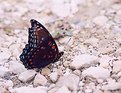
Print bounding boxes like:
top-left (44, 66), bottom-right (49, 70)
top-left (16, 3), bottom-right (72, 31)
top-left (20, 19), bottom-right (63, 69)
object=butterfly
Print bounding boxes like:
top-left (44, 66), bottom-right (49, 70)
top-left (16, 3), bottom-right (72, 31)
top-left (19, 19), bottom-right (64, 69)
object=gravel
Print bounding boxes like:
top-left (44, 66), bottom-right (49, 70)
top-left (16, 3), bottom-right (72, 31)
top-left (0, 0), bottom-right (121, 93)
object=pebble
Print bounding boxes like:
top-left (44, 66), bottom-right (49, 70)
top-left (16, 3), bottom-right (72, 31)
top-left (11, 86), bottom-right (47, 93)
top-left (0, 48), bottom-right (11, 64)
top-left (112, 26), bottom-right (121, 33)
top-left (9, 44), bottom-right (21, 57)
top-left (84, 37), bottom-right (99, 45)
top-left (50, 0), bottom-right (78, 17)
top-left (41, 67), bottom-right (51, 76)
top-left (82, 67), bottom-right (110, 79)
top-left (102, 81), bottom-right (121, 90)
top-left (85, 88), bottom-right (93, 93)
top-left (99, 55), bottom-right (111, 68)
top-left (48, 87), bottom-right (58, 93)
top-left (70, 54), bottom-right (99, 69)
top-left (0, 86), bottom-right (9, 93)
top-left (92, 15), bottom-right (108, 26)
top-left (57, 86), bottom-right (71, 93)
top-left (0, 66), bottom-right (10, 77)
top-left (34, 73), bottom-right (47, 86)
top-left (56, 74), bottom-right (79, 91)
top-left (9, 61), bottom-right (26, 74)
top-left (112, 60), bottom-right (121, 73)
top-left (1, 0), bottom-right (121, 93)
top-left (79, 81), bottom-right (84, 87)
top-left (73, 70), bottom-right (81, 76)
top-left (18, 70), bottom-right (36, 82)
top-left (0, 80), bottom-right (13, 90)
top-left (49, 72), bottom-right (58, 82)
top-left (117, 9), bottom-right (121, 15)
top-left (5, 80), bottom-right (13, 88)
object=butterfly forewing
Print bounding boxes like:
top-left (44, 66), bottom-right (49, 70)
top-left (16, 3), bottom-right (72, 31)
top-left (19, 19), bottom-right (63, 69)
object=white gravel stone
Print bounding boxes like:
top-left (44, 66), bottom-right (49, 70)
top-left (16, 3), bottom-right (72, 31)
top-left (112, 26), bottom-right (121, 33)
top-left (41, 67), bottom-right (51, 76)
top-left (84, 37), bottom-right (99, 45)
top-left (34, 73), bottom-right (47, 86)
top-left (57, 86), bottom-right (71, 93)
top-left (117, 9), bottom-right (121, 15)
top-left (99, 55), bottom-right (111, 68)
top-left (112, 60), bottom-right (121, 73)
top-left (85, 88), bottom-right (93, 93)
top-left (0, 48), bottom-right (11, 64)
top-left (11, 86), bottom-right (47, 93)
top-left (0, 66), bottom-right (10, 77)
top-left (5, 80), bottom-right (13, 88)
top-left (73, 70), bottom-right (81, 76)
top-left (92, 15), bottom-right (108, 26)
top-left (102, 81), bottom-right (121, 90)
top-left (49, 72), bottom-right (58, 82)
top-left (48, 87), bottom-right (58, 93)
top-left (25, 0), bottom-right (44, 6)
top-left (79, 81), bottom-right (84, 87)
top-left (50, 0), bottom-right (78, 17)
top-left (9, 61), bottom-right (26, 74)
top-left (9, 44), bottom-right (21, 57)
top-left (56, 74), bottom-right (79, 91)
top-left (82, 67), bottom-right (110, 79)
top-left (70, 54), bottom-right (99, 69)
top-left (117, 71), bottom-right (121, 77)
top-left (18, 70), bottom-right (36, 82)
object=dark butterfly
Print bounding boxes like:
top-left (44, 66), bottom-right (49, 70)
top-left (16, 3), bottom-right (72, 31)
top-left (20, 19), bottom-right (64, 69)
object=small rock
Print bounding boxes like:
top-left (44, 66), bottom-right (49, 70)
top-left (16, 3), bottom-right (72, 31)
top-left (112, 26), bottom-right (121, 33)
top-left (79, 81), bottom-right (84, 87)
top-left (64, 68), bottom-right (72, 75)
top-left (18, 70), bottom-right (36, 82)
top-left (93, 15), bottom-right (108, 26)
top-left (112, 0), bottom-right (121, 3)
top-left (82, 67), bottom-right (110, 79)
top-left (0, 86), bottom-right (9, 93)
top-left (48, 87), bottom-right (58, 93)
top-left (56, 74), bottom-right (79, 91)
top-left (57, 86), bottom-right (71, 93)
top-left (34, 73), bottom-right (47, 86)
top-left (41, 67), bottom-right (51, 76)
top-left (0, 66), bottom-right (10, 77)
top-left (53, 68), bottom-right (63, 76)
top-left (117, 9), bottom-right (121, 15)
top-left (50, 0), bottom-right (78, 17)
top-left (5, 80), bottom-right (13, 88)
top-left (49, 72), bottom-right (58, 82)
top-left (85, 88), bottom-right (93, 93)
top-left (102, 81), bottom-right (121, 90)
top-left (99, 55), bottom-right (111, 68)
top-left (117, 71), bottom-right (121, 77)
top-left (98, 46), bottom-right (114, 54)
top-left (70, 54), bottom-right (99, 69)
top-left (0, 48), bottom-right (11, 64)
top-left (11, 86), bottom-right (47, 93)
top-left (112, 60), bottom-right (121, 73)
top-left (9, 61), bottom-right (26, 74)
top-left (73, 70), bottom-right (81, 76)
top-left (84, 37), bottom-right (99, 45)
top-left (9, 44), bottom-right (21, 57)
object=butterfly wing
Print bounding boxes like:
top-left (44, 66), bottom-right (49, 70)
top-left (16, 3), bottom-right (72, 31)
top-left (20, 19), bottom-right (63, 69)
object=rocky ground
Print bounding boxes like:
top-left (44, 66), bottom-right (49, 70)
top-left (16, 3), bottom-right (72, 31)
top-left (0, 0), bottom-right (121, 93)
